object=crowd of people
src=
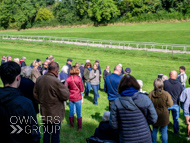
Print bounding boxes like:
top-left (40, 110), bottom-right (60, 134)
top-left (0, 55), bottom-right (189, 143)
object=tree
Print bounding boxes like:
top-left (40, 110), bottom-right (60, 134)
top-left (35, 8), bottom-right (54, 22)
top-left (53, 1), bottom-right (79, 24)
top-left (87, 0), bottom-right (120, 24)
top-left (0, 0), bottom-right (45, 30)
top-left (75, 0), bottom-right (88, 17)
top-left (116, 0), bottom-right (162, 17)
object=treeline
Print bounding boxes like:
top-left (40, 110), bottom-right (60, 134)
top-left (0, 0), bottom-right (190, 30)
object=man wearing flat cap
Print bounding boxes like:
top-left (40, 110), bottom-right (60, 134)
top-left (66, 58), bottom-right (72, 76)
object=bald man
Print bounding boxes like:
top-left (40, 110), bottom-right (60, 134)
top-left (164, 70), bottom-right (183, 134)
top-left (34, 62), bottom-right (70, 143)
top-left (104, 65), bottom-right (122, 110)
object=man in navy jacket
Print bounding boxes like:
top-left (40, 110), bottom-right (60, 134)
top-left (104, 65), bottom-right (122, 110)
top-left (0, 61), bottom-right (40, 143)
top-left (164, 70), bottom-right (183, 134)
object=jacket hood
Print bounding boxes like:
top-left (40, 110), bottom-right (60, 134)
top-left (169, 78), bottom-right (179, 84)
top-left (0, 87), bottom-right (20, 104)
top-left (120, 87), bottom-right (138, 97)
top-left (119, 96), bottom-right (137, 111)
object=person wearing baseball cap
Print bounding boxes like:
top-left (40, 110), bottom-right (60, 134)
top-left (125, 68), bottom-right (131, 75)
top-left (66, 58), bottom-right (73, 76)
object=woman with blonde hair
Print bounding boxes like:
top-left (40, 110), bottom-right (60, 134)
top-left (31, 60), bottom-right (41, 83)
top-left (58, 65), bottom-right (69, 82)
top-left (89, 63), bottom-right (100, 105)
top-left (13, 58), bottom-right (20, 66)
top-left (148, 78), bottom-right (173, 143)
top-left (66, 66), bottom-right (84, 131)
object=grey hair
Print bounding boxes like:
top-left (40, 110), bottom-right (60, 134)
top-left (21, 56), bottom-right (26, 60)
top-left (137, 80), bottom-right (143, 90)
top-left (21, 66), bottom-right (32, 78)
top-left (102, 111), bottom-right (110, 121)
top-left (154, 78), bottom-right (164, 91)
top-left (61, 65), bottom-right (69, 74)
top-left (14, 58), bottom-right (19, 62)
top-left (162, 75), bottom-right (168, 81)
top-left (86, 59), bottom-right (90, 63)
top-left (7, 55), bottom-right (12, 59)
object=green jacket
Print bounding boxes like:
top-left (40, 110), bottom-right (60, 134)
top-left (148, 90), bottom-right (173, 127)
top-left (83, 68), bottom-right (90, 82)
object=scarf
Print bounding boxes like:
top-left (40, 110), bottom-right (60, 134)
top-left (120, 87), bottom-right (138, 97)
top-left (88, 67), bottom-right (92, 72)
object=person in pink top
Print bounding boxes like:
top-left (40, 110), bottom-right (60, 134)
top-left (66, 66), bottom-right (84, 131)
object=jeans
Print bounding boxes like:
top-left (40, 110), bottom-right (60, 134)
top-left (91, 85), bottom-right (99, 105)
top-left (43, 122), bottom-right (61, 143)
top-left (74, 93), bottom-right (83, 114)
top-left (69, 100), bottom-right (82, 118)
top-left (168, 104), bottom-right (180, 134)
top-left (152, 125), bottom-right (168, 143)
top-left (109, 101), bottom-right (114, 111)
top-left (85, 82), bottom-right (91, 96)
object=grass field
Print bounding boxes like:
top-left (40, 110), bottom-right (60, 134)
top-left (0, 40), bottom-right (190, 143)
top-left (1, 22), bottom-right (190, 45)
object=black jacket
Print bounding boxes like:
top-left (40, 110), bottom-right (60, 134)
top-left (20, 61), bottom-right (26, 67)
top-left (41, 66), bottom-right (47, 75)
top-left (94, 121), bottom-right (119, 142)
top-left (79, 66), bottom-right (84, 80)
top-left (1, 60), bottom-right (5, 65)
top-left (66, 63), bottom-right (71, 76)
top-left (103, 69), bottom-right (111, 81)
top-left (0, 87), bottom-right (40, 143)
top-left (164, 79), bottom-right (183, 105)
top-left (19, 77), bottom-right (39, 114)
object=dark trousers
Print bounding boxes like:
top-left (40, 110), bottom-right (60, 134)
top-left (109, 101), bottom-right (114, 111)
top-left (43, 122), bottom-right (61, 143)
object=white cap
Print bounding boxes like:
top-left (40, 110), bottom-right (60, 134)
top-left (119, 64), bottom-right (122, 67)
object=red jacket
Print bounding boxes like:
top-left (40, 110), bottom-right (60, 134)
top-left (66, 75), bottom-right (84, 101)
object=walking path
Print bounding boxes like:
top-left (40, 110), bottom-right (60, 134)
top-left (3, 37), bottom-right (190, 54)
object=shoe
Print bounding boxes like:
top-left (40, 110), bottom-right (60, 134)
top-left (186, 137), bottom-right (190, 140)
top-left (77, 117), bottom-right (82, 131)
top-left (69, 116), bottom-right (74, 128)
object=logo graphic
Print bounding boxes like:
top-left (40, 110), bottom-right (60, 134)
top-left (10, 125), bottom-right (23, 134)
top-left (10, 116), bottom-right (61, 134)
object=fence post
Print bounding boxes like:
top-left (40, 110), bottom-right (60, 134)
top-left (123, 43), bottom-right (125, 53)
top-left (145, 44), bottom-right (148, 56)
top-left (172, 46), bottom-right (173, 58)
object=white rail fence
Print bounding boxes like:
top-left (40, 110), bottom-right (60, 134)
top-left (1, 34), bottom-right (190, 56)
